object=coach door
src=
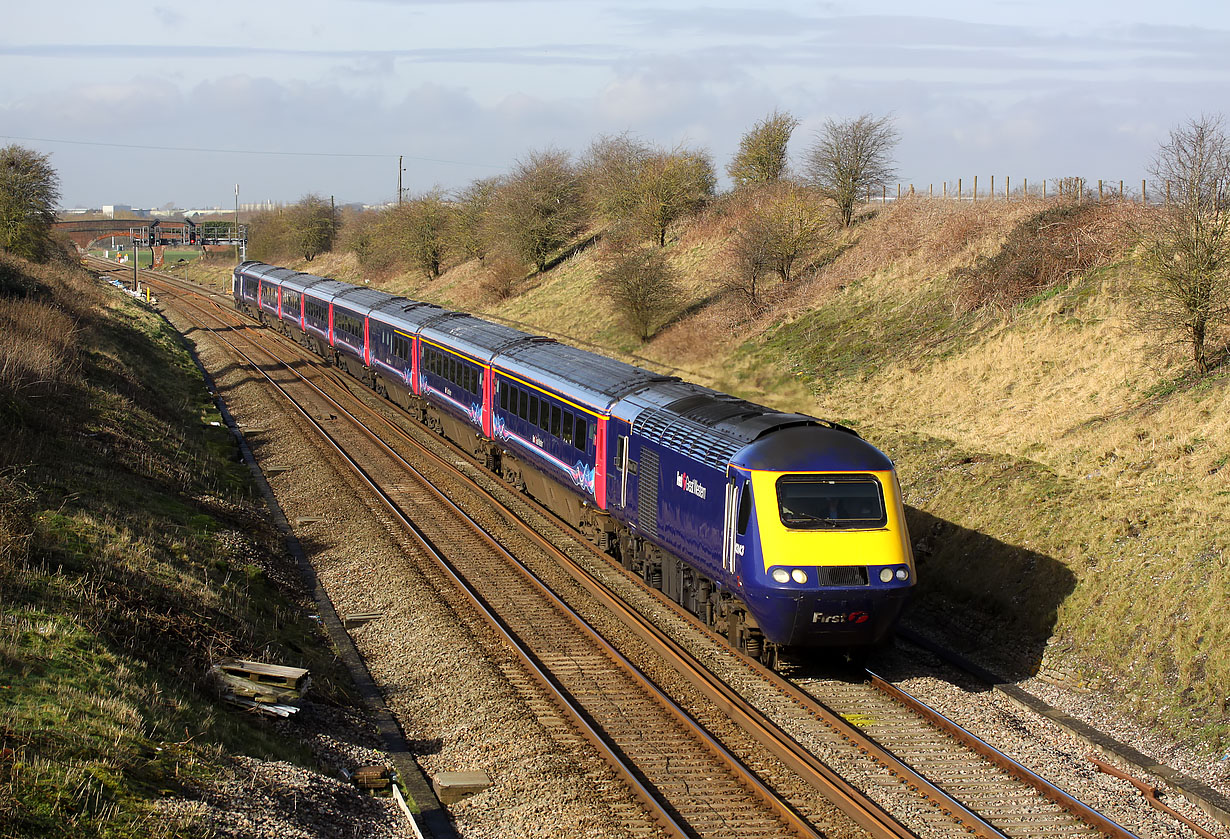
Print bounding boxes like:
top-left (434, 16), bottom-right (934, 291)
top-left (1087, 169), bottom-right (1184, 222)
top-left (722, 471), bottom-right (750, 576)
top-left (614, 433), bottom-right (631, 509)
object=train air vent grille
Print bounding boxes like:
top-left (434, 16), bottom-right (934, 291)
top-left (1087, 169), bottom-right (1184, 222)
top-left (638, 448), bottom-right (659, 537)
top-left (816, 566), bottom-right (870, 586)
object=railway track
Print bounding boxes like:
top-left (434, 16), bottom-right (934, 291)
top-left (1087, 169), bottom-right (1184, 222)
top-left (121, 262), bottom-right (879, 838)
top-left (100, 259), bottom-right (1160, 839)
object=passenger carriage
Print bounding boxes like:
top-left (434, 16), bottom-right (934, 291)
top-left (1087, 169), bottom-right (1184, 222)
top-left (231, 262), bottom-right (915, 659)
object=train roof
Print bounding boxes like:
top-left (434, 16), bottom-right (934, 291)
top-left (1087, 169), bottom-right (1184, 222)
top-left (496, 341), bottom-right (674, 413)
top-left (419, 313), bottom-right (540, 364)
top-left (237, 262), bottom-right (298, 283)
top-left (272, 271), bottom-right (333, 294)
top-left (616, 380), bottom-right (821, 471)
top-left (332, 286), bottom-right (399, 317)
top-left (370, 297), bottom-right (450, 332)
top-left (732, 424), bottom-right (890, 473)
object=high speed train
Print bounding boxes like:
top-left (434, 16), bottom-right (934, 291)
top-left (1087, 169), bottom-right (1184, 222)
top-left (233, 261), bottom-right (915, 664)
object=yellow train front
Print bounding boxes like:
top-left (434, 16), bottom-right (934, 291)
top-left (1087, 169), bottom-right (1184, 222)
top-left (729, 425), bottom-right (915, 649)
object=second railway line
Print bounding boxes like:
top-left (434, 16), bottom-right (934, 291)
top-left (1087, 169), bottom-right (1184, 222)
top-left (108, 258), bottom-right (1230, 839)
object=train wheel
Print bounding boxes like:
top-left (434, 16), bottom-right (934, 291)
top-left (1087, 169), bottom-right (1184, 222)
top-left (760, 643), bottom-right (780, 671)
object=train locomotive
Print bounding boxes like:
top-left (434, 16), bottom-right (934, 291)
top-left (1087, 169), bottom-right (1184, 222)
top-left (233, 261), bottom-right (915, 663)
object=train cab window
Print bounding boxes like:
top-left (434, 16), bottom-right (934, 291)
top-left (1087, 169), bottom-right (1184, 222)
top-left (736, 486), bottom-right (752, 535)
top-left (574, 417), bottom-right (587, 452)
top-left (776, 475), bottom-right (886, 530)
top-left (561, 412), bottom-right (574, 446)
top-left (550, 404), bottom-right (561, 437)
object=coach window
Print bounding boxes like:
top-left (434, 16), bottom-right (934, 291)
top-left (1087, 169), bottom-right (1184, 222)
top-left (575, 416), bottom-right (588, 452)
top-left (394, 336), bottom-right (408, 361)
top-left (562, 412), bottom-right (574, 446)
top-left (499, 381), bottom-right (509, 411)
top-left (529, 394), bottom-right (540, 428)
top-left (737, 486), bottom-right (752, 535)
top-left (550, 404), bottom-right (561, 437)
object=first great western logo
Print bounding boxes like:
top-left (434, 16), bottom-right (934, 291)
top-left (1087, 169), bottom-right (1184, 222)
top-left (676, 471), bottom-right (708, 500)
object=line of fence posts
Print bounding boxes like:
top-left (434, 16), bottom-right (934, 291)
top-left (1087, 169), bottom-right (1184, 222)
top-left (866, 178), bottom-right (1167, 204)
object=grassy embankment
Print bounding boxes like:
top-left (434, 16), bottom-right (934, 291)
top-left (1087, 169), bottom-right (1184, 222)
top-left (0, 254), bottom-right (353, 837)
top-left (295, 196), bottom-right (1230, 756)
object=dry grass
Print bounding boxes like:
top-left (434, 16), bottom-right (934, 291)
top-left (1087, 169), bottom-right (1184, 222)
top-left (263, 196), bottom-right (1230, 752)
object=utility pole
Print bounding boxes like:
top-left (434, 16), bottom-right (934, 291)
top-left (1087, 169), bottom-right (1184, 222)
top-left (398, 155), bottom-right (403, 205)
top-left (234, 184), bottom-right (240, 264)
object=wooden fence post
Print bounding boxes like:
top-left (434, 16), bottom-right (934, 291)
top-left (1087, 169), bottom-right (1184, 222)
top-left (1006, 175), bottom-right (1010, 200)
top-left (1043, 180), bottom-right (1046, 200)
top-left (973, 175), bottom-right (978, 201)
top-left (990, 174), bottom-right (994, 198)
top-left (1142, 179), bottom-right (1147, 204)
top-left (958, 178), bottom-right (962, 199)
top-left (1099, 179), bottom-right (1103, 202)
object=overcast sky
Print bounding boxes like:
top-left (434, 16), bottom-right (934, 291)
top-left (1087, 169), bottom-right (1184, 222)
top-left (3, 0), bottom-right (1228, 210)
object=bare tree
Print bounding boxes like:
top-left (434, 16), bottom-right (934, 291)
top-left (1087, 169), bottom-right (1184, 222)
top-left (1134, 114), bottom-right (1230, 374)
top-left (490, 149), bottom-right (587, 272)
top-left (802, 113), bottom-right (899, 228)
top-left (725, 185), bottom-right (829, 307)
top-left (0, 145), bottom-right (60, 262)
top-left (599, 245), bottom-right (682, 341)
top-left (394, 189), bottom-right (450, 280)
top-left (727, 110), bottom-right (799, 188)
top-left (480, 249), bottom-right (527, 302)
top-left (290, 193), bottom-right (337, 261)
top-left (449, 177), bottom-right (499, 262)
top-left (581, 133), bottom-right (650, 224)
top-left (724, 222), bottom-right (773, 312)
top-left (247, 205), bottom-right (294, 263)
top-left (630, 147), bottom-right (716, 247)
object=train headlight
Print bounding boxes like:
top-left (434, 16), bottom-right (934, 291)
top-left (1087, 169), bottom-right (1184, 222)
top-left (879, 568), bottom-right (894, 583)
top-left (895, 568), bottom-right (910, 581)
top-left (771, 568), bottom-right (790, 584)
top-left (791, 569), bottom-right (808, 584)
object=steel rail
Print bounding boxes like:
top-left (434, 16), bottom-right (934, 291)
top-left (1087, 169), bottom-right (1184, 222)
top-left (159, 284), bottom-right (819, 839)
top-left (869, 673), bottom-right (1139, 839)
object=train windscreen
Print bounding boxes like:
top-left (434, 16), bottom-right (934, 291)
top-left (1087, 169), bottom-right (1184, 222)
top-left (775, 474), bottom-right (886, 530)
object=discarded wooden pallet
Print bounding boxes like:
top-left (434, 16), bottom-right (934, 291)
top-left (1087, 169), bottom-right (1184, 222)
top-left (345, 764), bottom-right (394, 792)
top-left (210, 659), bottom-right (311, 710)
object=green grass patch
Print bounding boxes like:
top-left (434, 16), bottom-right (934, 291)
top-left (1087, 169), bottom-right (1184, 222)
top-left (0, 256), bottom-right (349, 838)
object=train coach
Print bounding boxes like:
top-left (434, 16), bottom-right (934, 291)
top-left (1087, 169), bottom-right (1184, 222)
top-left (234, 261), bottom-right (915, 663)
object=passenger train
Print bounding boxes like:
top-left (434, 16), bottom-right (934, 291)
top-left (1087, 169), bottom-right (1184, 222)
top-left (233, 261), bottom-right (915, 663)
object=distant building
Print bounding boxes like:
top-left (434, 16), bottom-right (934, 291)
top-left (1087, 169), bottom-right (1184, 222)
top-left (102, 204), bottom-right (149, 218)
